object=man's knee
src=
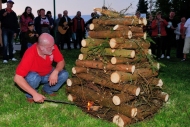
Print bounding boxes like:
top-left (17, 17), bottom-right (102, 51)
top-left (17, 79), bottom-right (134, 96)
top-left (25, 72), bottom-right (41, 87)
top-left (58, 70), bottom-right (69, 82)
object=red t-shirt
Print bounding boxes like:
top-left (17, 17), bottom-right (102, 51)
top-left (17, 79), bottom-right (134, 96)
top-left (16, 43), bottom-right (64, 77)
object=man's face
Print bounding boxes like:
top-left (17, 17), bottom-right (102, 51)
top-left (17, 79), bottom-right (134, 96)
top-left (170, 12), bottom-right (175, 18)
top-left (40, 10), bottom-right (45, 16)
top-left (63, 11), bottom-right (68, 16)
top-left (26, 8), bottom-right (32, 14)
top-left (28, 25), bottom-right (34, 31)
top-left (58, 14), bottom-right (62, 19)
top-left (7, 2), bottom-right (13, 8)
top-left (41, 42), bottom-right (55, 55)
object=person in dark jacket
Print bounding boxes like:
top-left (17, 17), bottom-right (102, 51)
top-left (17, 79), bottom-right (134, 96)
top-left (46, 11), bottom-right (55, 38)
top-left (0, 0), bottom-right (19, 63)
top-left (72, 11), bottom-right (85, 49)
top-left (34, 8), bottom-right (53, 35)
top-left (58, 10), bottom-right (72, 50)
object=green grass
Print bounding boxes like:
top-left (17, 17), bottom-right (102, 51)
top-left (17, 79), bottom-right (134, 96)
top-left (0, 49), bottom-right (190, 127)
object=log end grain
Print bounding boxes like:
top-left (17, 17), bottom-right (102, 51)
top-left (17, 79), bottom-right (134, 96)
top-left (81, 39), bottom-right (87, 47)
top-left (136, 87), bottom-right (141, 96)
top-left (131, 50), bottom-right (135, 58)
top-left (111, 72), bottom-right (120, 83)
top-left (157, 79), bottom-right (163, 87)
top-left (67, 94), bottom-right (75, 102)
top-left (131, 108), bottom-right (138, 118)
top-left (112, 95), bottom-right (121, 105)
top-left (131, 65), bottom-right (135, 74)
top-left (110, 40), bottom-right (116, 48)
top-left (128, 31), bottom-right (132, 39)
top-left (89, 23), bottom-right (95, 30)
top-left (113, 114), bottom-right (131, 127)
top-left (66, 79), bottom-right (72, 86)
top-left (72, 67), bottom-right (77, 74)
top-left (78, 54), bottom-right (84, 60)
top-left (111, 57), bottom-right (117, 64)
top-left (113, 25), bottom-right (119, 31)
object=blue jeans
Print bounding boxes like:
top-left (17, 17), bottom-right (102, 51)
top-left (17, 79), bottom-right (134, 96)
top-left (25, 69), bottom-right (69, 98)
top-left (2, 28), bottom-right (14, 60)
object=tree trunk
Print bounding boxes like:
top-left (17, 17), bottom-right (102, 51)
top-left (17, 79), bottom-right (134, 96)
top-left (81, 38), bottom-right (108, 47)
top-left (113, 25), bottom-right (144, 33)
top-left (112, 93), bottom-right (136, 105)
top-left (148, 78), bottom-right (163, 87)
top-left (88, 30), bottom-right (133, 39)
top-left (67, 85), bottom-right (137, 118)
top-left (111, 56), bottom-right (147, 64)
top-left (113, 114), bottom-right (132, 127)
top-left (72, 66), bottom-right (88, 74)
top-left (76, 73), bottom-right (140, 96)
top-left (111, 69), bottom-right (158, 83)
top-left (67, 77), bottom-right (84, 86)
top-left (136, 62), bottom-right (160, 70)
top-left (109, 39), bottom-right (150, 49)
top-left (128, 32), bottom-right (147, 40)
top-left (89, 23), bottom-right (113, 31)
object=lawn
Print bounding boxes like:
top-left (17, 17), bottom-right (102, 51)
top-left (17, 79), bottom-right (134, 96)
top-left (0, 49), bottom-right (190, 127)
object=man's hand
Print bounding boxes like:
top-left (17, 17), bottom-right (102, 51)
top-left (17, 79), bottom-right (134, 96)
top-left (3, 11), bottom-right (8, 16)
top-left (33, 93), bottom-right (46, 103)
top-left (48, 70), bottom-right (58, 86)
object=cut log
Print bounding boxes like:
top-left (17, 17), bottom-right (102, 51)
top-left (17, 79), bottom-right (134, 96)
top-left (92, 18), bottom-right (146, 26)
top-left (148, 78), bottom-right (163, 87)
top-left (112, 93), bottom-right (136, 105)
top-left (94, 8), bottom-right (123, 18)
top-left (67, 94), bottom-right (77, 102)
top-left (88, 30), bottom-right (133, 39)
top-left (75, 60), bottom-right (135, 73)
top-left (78, 54), bottom-right (88, 60)
top-left (135, 49), bottom-right (152, 55)
top-left (128, 32), bottom-right (147, 39)
top-left (113, 25), bottom-right (144, 33)
top-left (67, 85), bottom-right (137, 118)
top-left (104, 48), bottom-right (135, 58)
top-left (109, 39), bottom-right (150, 49)
top-left (67, 77), bottom-right (83, 86)
top-left (157, 92), bottom-right (169, 102)
top-left (72, 67), bottom-right (88, 74)
top-left (89, 23), bottom-right (113, 31)
top-left (113, 114), bottom-right (132, 127)
top-left (76, 73), bottom-right (140, 96)
top-left (81, 48), bottom-right (135, 58)
top-left (136, 62), bottom-right (160, 70)
top-left (81, 38), bottom-right (108, 47)
top-left (111, 69), bottom-right (158, 83)
top-left (111, 56), bottom-right (147, 64)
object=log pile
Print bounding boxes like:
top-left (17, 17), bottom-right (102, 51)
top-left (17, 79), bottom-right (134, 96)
top-left (66, 8), bottom-right (169, 127)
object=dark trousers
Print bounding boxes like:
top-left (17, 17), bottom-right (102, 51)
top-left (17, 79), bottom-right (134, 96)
top-left (74, 29), bottom-right (83, 49)
top-left (55, 32), bottom-right (61, 49)
top-left (164, 34), bottom-right (176, 56)
top-left (60, 32), bottom-right (71, 49)
top-left (151, 36), bottom-right (165, 58)
top-left (2, 28), bottom-right (14, 60)
top-left (20, 32), bottom-right (28, 58)
top-left (176, 36), bottom-right (184, 58)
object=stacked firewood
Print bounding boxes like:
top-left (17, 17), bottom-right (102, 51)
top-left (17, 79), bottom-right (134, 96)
top-left (66, 8), bottom-right (169, 127)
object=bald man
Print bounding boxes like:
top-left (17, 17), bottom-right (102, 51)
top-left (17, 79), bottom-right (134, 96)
top-left (14, 33), bottom-right (69, 103)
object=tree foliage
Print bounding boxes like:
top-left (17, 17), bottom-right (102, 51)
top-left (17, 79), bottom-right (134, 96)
top-left (137, 0), bottom-right (149, 14)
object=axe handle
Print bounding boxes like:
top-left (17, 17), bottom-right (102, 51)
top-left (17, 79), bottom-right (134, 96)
top-left (44, 98), bottom-right (75, 105)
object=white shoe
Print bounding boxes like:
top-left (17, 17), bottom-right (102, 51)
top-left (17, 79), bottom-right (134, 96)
top-left (167, 56), bottom-right (170, 59)
top-left (13, 50), bottom-right (16, 54)
top-left (3, 60), bottom-right (8, 63)
top-left (11, 58), bottom-right (17, 61)
top-left (160, 54), bottom-right (165, 58)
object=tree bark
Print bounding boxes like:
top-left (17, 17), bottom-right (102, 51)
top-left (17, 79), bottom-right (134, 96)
top-left (111, 69), bottom-right (158, 83)
top-left (75, 60), bottom-right (135, 73)
top-left (136, 62), bottom-right (160, 70)
top-left (72, 66), bottom-right (88, 74)
top-left (111, 56), bottom-right (147, 64)
top-left (113, 114), bottom-right (132, 127)
top-left (66, 85), bottom-right (137, 118)
top-left (148, 78), bottom-right (163, 87)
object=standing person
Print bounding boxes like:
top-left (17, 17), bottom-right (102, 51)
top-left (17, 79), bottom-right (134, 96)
top-left (58, 10), bottom-right (72, 50)
top-left (72, 11), bottom-right (85, 49)
top-left (55, 13), bottom-right (62, 49)
top-left (0, 0), bottom-right (19, 63)
top-left (151, 11), bottom-right (168, 59)
top-left (174, 17), bottom-right (186, 58)
top-left (181, 18), bottom-right (190, 61)
top-left (34, 8), bottom-right (53, 35)
top-left (14, 33), bottom-right (69, 103)
top-left (46, 11), bottom-right (55, 37)
top-left (161, 10), bottom-right (178, 59)
top-left (20, 6), bottom-right (34, 58)
top-left (25, 22), bottom-right (39, 48)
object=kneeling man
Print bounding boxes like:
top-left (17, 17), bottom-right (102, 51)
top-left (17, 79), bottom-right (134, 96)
top-left (14, 33), bottom-right (69, 103)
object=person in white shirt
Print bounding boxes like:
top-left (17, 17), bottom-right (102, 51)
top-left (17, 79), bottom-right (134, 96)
top-left (181, 18), bottom-right (190, 61)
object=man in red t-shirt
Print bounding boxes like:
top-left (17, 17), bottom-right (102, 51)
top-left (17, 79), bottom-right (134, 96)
top-left (14, 33), bottom-right (69, 103)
